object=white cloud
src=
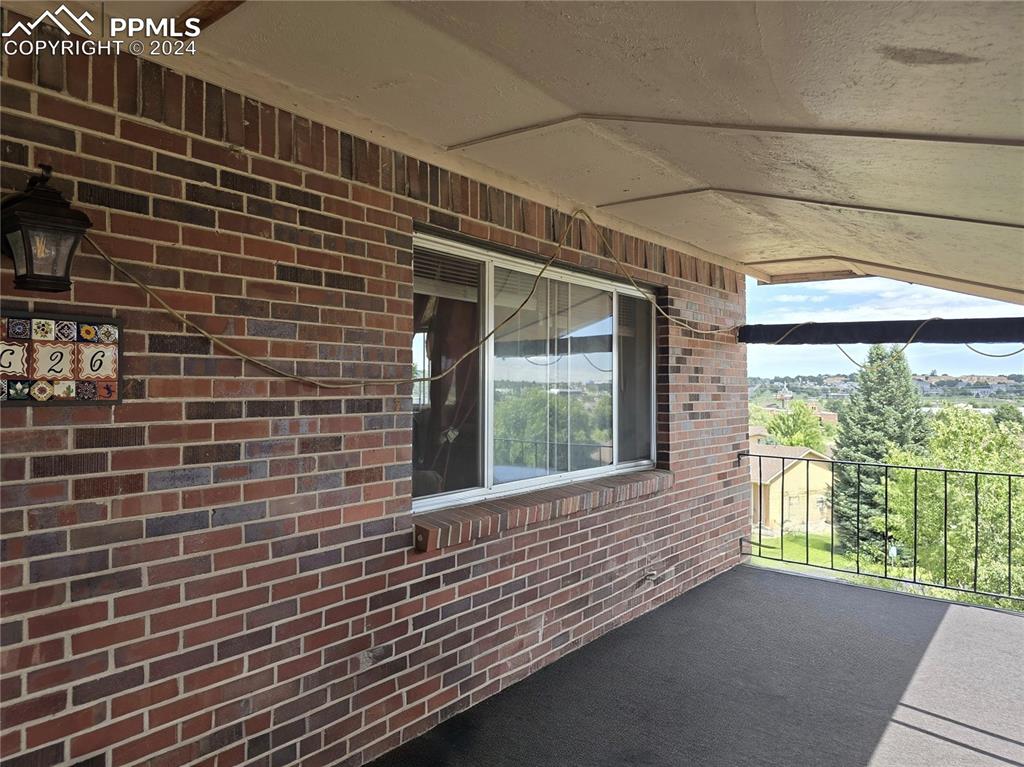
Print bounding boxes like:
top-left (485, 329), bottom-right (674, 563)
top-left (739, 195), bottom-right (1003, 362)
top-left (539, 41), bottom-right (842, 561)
top-left (768, 294), bottom-right (828, 304)
top-left (751, 279), bottom-right (1023, 325)
top-left (796, 277), bottom-right (909, 295)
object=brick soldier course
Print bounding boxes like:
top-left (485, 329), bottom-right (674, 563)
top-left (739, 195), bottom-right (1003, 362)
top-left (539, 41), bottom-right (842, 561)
top-left (0, 13), bottom-right (749, 767)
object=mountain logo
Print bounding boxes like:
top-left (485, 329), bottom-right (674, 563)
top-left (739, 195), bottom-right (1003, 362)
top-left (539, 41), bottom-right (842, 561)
top-left (2, 4), bottom-right (95, 37)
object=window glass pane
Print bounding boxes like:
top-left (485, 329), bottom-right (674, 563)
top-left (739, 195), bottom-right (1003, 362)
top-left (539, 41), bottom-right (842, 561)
top-left (27, 228), bottom-right (74, 276)
top-left (492, 268), bottom-right (558, 483)
top-left (6, 233), bottom-right (26, 274)
top-left (567, 284), bottom-right (612, 471)
top-left (492, 268), bottom-right (612, 483)
top-left (618, 294), bottom-right (653, 462)
top-left (411, 252), bottom-right (482, 498)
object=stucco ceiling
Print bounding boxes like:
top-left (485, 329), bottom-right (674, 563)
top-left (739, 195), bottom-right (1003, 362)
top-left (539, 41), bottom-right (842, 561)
top-left (17, 1), bottom-right (1024, 303)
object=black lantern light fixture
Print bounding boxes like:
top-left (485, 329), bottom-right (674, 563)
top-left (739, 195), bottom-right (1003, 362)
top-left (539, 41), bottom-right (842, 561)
top-left (2, 165), bottom-right (92, 292)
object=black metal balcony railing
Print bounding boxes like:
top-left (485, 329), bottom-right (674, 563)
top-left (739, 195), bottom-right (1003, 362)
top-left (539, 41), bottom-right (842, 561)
top-left (740, 452), bottom-right (1024, 605)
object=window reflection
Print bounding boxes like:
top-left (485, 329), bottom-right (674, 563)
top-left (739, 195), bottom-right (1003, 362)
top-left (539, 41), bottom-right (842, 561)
top-left (492, 268), bottom-right (612, 484)
top-left (411, 242), bottom-right (655, 504)
top-left (411, 253), bottom-right (482, 498)
top-left (618, 295), bottom-right (653, 462)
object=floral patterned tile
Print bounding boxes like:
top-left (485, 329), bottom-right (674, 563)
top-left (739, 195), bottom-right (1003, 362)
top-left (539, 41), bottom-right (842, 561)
top-left (0, 316), bottom-right (121, 405)
top-left (7, 380), bottom-right (31, 399)
top-left (6, 318), bottom-right (31, 341)
top-left (32, 319), bottom-right (55, 340)
top-left (75, 381), bottom-right (97, 400)
top-left (30, 380), bottom-right (53, 401)
top-left (54, 320), bottom-right (77, 342)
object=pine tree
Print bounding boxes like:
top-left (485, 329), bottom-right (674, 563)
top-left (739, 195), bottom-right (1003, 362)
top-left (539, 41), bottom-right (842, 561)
top-left (832, 345), bottom-right (928, 559)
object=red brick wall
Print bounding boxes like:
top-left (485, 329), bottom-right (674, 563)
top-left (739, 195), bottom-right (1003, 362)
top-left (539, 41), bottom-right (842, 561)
top-left (0, 20), bottom-right (749, 767)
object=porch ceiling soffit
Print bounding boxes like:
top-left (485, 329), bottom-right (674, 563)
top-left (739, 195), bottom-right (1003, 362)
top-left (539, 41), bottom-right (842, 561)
top-left (29, 1), bottom-right (1023, 302)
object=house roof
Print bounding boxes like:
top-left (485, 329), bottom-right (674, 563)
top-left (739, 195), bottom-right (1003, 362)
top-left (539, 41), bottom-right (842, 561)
top-left (748, 445), bottom-right (829, 484)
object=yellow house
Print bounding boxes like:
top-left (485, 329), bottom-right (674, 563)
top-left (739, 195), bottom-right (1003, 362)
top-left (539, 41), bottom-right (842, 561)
top-left (749, 425), bottom-right (771, 446)
top-left (749, 446), bottom-right (832, 533)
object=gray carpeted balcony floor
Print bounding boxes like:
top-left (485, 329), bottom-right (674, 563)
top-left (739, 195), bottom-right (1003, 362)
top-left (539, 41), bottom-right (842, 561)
top-left (368, 565), bottom-right (1024, 767)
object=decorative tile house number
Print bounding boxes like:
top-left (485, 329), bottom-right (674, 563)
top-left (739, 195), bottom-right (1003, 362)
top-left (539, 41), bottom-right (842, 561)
top-left (0, 311), bottom-right (122, 405)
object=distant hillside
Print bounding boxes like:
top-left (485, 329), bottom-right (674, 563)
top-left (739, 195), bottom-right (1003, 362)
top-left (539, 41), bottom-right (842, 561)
top-left (750, 373), bottom-right (1024, 405)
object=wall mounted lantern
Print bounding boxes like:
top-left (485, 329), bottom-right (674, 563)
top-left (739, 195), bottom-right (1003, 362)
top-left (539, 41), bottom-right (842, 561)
top-left (1, 165), bottom-right (92, 292)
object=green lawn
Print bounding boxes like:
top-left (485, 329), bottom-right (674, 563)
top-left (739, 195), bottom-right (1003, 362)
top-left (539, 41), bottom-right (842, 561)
top-left (748, 530), bottom-right (1021, 611)
top-left (749, 531), bottom-right (852, 569)
top-left (750, 530), bottom-right (910, 576)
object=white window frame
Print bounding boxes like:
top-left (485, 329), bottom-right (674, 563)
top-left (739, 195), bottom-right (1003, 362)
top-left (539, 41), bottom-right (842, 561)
top-left (412, 232), bottom-right (657, 513)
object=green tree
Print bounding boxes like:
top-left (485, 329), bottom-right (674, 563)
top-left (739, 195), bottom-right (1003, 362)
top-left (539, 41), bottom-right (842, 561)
top-left (765, 401), bottom-right (828, 453)
top-left (993, 403), bottom-right (1024, 428)
top-left (828, 398), bottom-right (846, 418)
top-left (882, 408), bottom-right (1024, 599)
top-left (748, 404), bottom-right (776, 432)
top-left (832, 345), bottom-right (928, 559)
top-left (493, 384), bottom-right (611, 471)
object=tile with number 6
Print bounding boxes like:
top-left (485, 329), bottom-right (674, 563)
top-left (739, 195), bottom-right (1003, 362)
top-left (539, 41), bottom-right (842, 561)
top-left (78, 343), bottom-right (118, 380)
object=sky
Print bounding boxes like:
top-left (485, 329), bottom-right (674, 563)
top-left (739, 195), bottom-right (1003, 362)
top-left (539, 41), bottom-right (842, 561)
top-left (745, 277), bottom-right (1024, 378)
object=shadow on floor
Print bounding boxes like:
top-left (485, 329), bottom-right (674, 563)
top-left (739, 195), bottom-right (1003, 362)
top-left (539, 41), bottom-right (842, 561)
top-left (367, 566), bottom-right (1024, 767)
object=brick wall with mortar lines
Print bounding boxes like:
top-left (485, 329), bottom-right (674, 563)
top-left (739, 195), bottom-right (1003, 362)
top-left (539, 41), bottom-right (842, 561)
top-left (0, 16), bottom-right (750, 767)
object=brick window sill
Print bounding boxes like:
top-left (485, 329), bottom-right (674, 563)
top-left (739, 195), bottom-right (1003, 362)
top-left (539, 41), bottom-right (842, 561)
top-left (412, 469), bottom-right (674, 552)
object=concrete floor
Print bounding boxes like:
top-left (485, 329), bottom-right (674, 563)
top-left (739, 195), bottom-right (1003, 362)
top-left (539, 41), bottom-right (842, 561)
top-left (368, 565), bottom-right (1024, 767)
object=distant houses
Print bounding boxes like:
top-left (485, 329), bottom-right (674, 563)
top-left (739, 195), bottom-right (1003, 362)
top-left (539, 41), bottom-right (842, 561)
top-left (749, 425), bottom-right (771, 446)
top-left (754, 402), bottom-right (838, 428)
top-left (808, 402), bottom-right (838, 425)
top-left (775, 384), bottom-right (794, 407)
top-left (912, 374), bottom-right (1016, 398)
top-left (913, 377), bottom-right (936, 395)
top-left (751, 373), bottom-right (1022, 403)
